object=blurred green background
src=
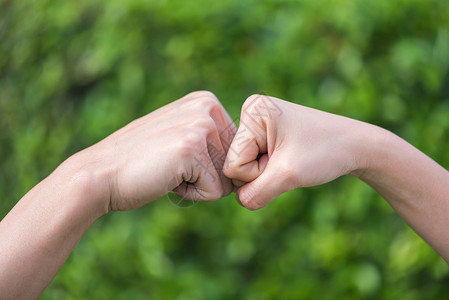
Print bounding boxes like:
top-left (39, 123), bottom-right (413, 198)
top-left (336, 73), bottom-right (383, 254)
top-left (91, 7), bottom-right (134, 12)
top-left (1, 0), bottom-right (449, 299)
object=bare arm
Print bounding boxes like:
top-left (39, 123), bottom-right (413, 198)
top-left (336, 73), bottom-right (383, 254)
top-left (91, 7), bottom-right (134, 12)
top-left (352, 127), bottom-right (449, 261)
top-left (0, 154), bottom-right (109, 299)
top-left (0, 91), bottom-right (236, 299)
top-left (224, 94), bottom-right (449, 263)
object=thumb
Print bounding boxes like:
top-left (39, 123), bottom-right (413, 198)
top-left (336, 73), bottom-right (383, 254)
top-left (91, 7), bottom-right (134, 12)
top-left (237, 155), bottom-right (297, 210)
top-left (223, 117), bottom-right (268, 182)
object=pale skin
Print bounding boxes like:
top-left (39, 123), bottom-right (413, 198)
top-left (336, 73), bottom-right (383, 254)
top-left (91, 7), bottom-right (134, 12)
top-left (223, 94), bottom-right (449, 263)
top-left (0, 91), bottom-right (237, 299)
top-left (1, 92), bottom-right (449, 299)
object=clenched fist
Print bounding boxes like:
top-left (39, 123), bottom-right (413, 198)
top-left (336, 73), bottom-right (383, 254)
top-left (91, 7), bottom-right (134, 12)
top-left (223, 94), bottom-right (375, 210)
top-left (223, 94), bottom-right (449, 264)
top-left (87, 90), bottom-right (237, 211)
top-left (0, 91), bottom-right (237, 299)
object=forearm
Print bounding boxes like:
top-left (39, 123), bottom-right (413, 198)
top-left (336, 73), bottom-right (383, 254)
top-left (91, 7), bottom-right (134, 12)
top-left (0, 153), bottom-right (109, 299)
top-left (352, 125), bottom-right (449, 262)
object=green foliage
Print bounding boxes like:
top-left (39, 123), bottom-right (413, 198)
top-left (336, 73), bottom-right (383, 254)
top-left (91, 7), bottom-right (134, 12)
top-left (1, 0), bottom-right (449, 298)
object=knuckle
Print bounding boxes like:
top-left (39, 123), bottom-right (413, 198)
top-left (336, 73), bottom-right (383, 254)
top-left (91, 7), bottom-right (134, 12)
top-left (243, 94), bottom-right (263, 110)
top-left (222, 163), bottom-right (237, 179)
top-left (242, 94), bottom-right (279, 121)
top-left (188, 90), bottom-right (216, 99)
top-left (243, 94), bottom-right (268, 108)
top-left (188, 91), bottom-right (219, 108)
top-left (187, 115), bottom-right (215, 132)
top-left (200, 182), bottom-right (223, 201)
top-left (198, 97), bottom-right (219, 111)
top-left (185, 91), bottom-right (223, 118)
top-left (246, 94), bottom-right (263, 102)
top-left (211, 187), bottom-right (224, 200)
top-left (176, 131), bottom-right (204, 157)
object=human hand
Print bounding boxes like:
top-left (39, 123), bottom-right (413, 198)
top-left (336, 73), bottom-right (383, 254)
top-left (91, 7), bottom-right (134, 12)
top-left (223, 94), bottom-right (374, 210)
top-left (74, 91), bottom-right (236, 212)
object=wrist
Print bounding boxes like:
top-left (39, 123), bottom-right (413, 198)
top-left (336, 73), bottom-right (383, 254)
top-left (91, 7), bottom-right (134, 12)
top-left (54, 149), bottom-right (113, 219)
top-left (348, 122), bottom-right (393, 179)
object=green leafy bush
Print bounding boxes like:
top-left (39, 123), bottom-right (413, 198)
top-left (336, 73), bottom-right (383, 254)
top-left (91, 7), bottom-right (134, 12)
top-left (1, 0), bottom-right (448, 298)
